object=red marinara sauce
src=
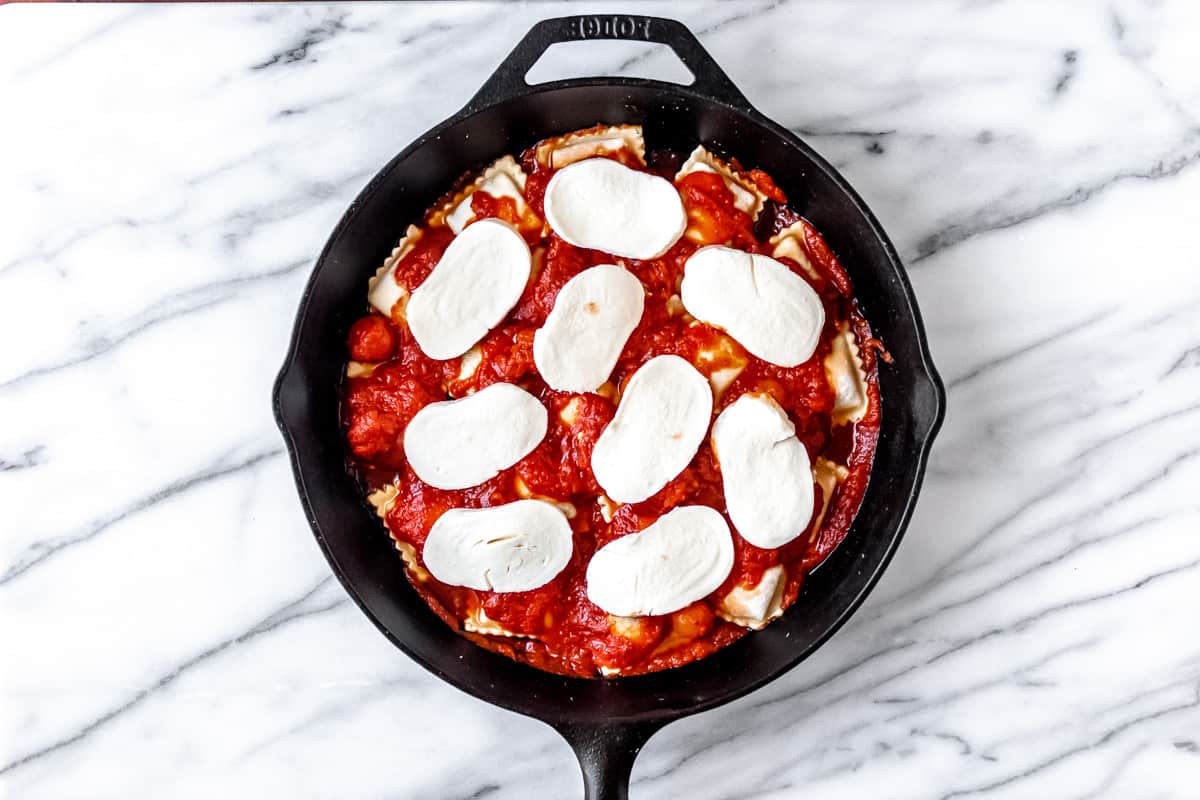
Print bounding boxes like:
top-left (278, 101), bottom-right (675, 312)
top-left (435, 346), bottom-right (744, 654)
top-left (341, 128), bottom-right (882, 677)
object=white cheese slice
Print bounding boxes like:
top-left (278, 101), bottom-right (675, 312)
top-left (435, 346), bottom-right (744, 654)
top-left (681, 245), bottom-right (825, 367)
top-left (590, 355), bottom-right (712, 503)
top-left (717, 565), bottom-right (786, 630)
top-left (543, 158), bottom-right (686, 260)
top-left (406, 218), bottom-right (532, 359)
top-left (404, 382), bottom-right (547, 490)
top-left (533, 264), bottom-right (645, 392)
top-left (423, 500), bottom-right (573, 592)
top-left (711, 394), bottom-right (814, 549)
top-left (586, 505), bottom-right (734, 616)
top-left (675, 145), bottom-right (767, 220)
top-left (367, 224), bottom-right (422, 320)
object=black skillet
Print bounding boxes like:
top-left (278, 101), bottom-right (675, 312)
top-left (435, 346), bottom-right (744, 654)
top-left (273, 15), bottom-right (944, 799)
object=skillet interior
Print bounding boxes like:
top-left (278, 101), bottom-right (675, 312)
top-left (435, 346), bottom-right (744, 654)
top-left (274, 80), bottom-right (943, 733)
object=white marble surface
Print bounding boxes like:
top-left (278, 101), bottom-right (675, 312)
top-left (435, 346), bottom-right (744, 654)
top-left (2, 2), bottom-right (1200, 797)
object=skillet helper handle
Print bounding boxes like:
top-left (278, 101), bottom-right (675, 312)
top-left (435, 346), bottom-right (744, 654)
top-left (464, 14), bottom-right (750, 113)
top-left (557, 720), bottom-right (662, 800)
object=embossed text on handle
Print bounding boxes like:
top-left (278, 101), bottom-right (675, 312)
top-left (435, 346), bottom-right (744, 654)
top-left (574, 15), bottom-right (652, 40)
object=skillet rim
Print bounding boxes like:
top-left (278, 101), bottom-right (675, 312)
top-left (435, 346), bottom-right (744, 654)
top-left (273, 74), bottom-right (945, 725)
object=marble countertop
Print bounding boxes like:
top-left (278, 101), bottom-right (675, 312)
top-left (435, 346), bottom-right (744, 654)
top-left (3, 2), bottom-right (1199, 797)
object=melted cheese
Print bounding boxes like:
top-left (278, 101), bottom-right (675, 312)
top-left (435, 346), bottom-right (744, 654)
top-left (404, 383), bottom-right (547, 490)
top-left (423, 500), bottom-right (573, 592)
top-left (533, 264), bottom-right (645, 392)
top-left (590, 355), bottom-right (712, 503)
top-left (367, 224), bottom-right (422, 320)
top-left (543, 158), bottom-right (686, 260)
top-left (586, 505), bottom-right (734, 616)
top-left (535, 125), bottom-right (646, 168)
top-left (675, 145), bottom-right (767, 220)
top-left (681, 245), bottom-right (825, 367)
top-left (717, 565), bottom-right (786, 630)
top-left (711, 394), bottom-right (814, 549)
top-left (406, 218), bottom-right (532, 359)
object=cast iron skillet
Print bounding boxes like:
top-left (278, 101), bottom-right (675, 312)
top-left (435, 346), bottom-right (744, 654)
top-left (274, 15), bottom-right (944, 799)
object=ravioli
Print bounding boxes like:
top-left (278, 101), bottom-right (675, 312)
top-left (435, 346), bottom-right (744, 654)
top-left (339, 125), bottom-right (881, 678)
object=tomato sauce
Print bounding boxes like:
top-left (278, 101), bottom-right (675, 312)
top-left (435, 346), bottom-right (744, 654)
top-left (341, 134), bottom-right (881, 677)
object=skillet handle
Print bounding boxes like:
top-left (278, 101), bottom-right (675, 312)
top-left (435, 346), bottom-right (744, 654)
top-left (464, 14), bottom-right (750, 114)
top-left (555, 719), bottom-right (663, 800)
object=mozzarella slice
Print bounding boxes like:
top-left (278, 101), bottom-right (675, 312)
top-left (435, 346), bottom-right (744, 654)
top-left (711, 394), bottom-right (814, 549)
top-left (681, 245), bottom-right (825, 367)
top-left (423, 500), bottom-right (572, 592)
top-left (586, 505), bottom-right (734, 616)
top-left (404, 382), bottom-right (547, 490)
top-left (717, 565), bottom-right (786, 630)
top-left (407, 218), bottom-right (532, 359)
top-left (590, 355), bottom-right (712, 503)
top-left (533, 264), bottom-right (645, 392)
top-left (543, 158), bottom-right (686, 260)
top-left (367, 224), bottom-right (422, 320)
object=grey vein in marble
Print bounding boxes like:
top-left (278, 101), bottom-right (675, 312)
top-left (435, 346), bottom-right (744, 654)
top-left (2, 2), bottom-right (1199, 798)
